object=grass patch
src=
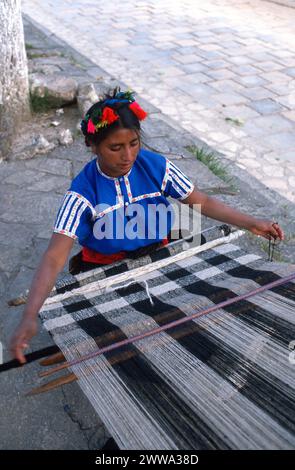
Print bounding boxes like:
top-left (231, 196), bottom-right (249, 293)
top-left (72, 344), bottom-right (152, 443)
top-left (25, 43), bottom-right (35, 50)
top-left (30, 90), bottom-right (55, 113)
top-left (186, 145), bottom-right (237, 189)
top-left (225, 117), bottom-right (244, 126)
top-left (27, 52), bottom-right (48, 59)
top-left (257, 238), bottom-right (286, 262)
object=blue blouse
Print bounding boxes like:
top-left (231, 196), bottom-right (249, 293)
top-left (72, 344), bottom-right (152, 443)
top-left (54, 148), bottom-right (194, 254)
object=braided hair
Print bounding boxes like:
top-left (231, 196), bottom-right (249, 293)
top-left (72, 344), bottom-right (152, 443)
top-left (80, 87), bottom-right (147, 147)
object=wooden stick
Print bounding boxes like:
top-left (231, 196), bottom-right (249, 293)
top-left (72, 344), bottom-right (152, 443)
top-left (28, 322), bottom-right (201, 395)
top-left (38, 271), bottom-right (295, 379)
top-left (29, 301), bottom-right (252, 395)
top-left (38, 302), bottom-right (209, 379)
top-left (39, 351), bottom-right (65, 366)
top-left (26, 373), bottom-right (76, 396)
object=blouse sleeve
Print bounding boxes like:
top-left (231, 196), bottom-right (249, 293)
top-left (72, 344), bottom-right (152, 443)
top-left (161, 159), bottom-right (194, 200)
top-left (53, 191), bottom-right (95, 241)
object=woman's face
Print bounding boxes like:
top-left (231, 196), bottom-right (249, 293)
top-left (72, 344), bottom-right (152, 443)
top-left (92, 128), bottom-right (140, 177)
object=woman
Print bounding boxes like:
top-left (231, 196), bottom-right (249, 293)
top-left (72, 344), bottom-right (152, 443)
top-left (10, 88), bottom-right (284, 364)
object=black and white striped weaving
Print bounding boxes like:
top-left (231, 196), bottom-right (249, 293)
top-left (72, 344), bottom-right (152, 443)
top-left (39, 239), bottom-right (295, 450)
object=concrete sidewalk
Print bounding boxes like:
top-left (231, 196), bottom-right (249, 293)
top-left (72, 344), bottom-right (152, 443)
top-left (0, 14), bottom-right (294, 450)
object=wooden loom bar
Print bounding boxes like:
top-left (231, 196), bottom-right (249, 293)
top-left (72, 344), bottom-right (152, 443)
top-left (38, 271), bottom-right (295, 379)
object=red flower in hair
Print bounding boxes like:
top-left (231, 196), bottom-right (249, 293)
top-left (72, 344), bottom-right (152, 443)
top-left (129, 101), bottom-right (148, 121)
top-left (101, 107), bottom-right (119, 125)
top-left (87, 119), bottom-right (96, 134)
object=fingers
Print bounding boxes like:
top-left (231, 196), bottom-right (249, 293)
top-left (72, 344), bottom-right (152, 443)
top-left (10, 337), bottom-right (28, 364)
top-left (270, 222), bottom-right (284, 240)
top-left (257, 222), bottom-right (284, 241)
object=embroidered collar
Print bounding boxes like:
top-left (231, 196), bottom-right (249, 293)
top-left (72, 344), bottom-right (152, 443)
top-left (96, 159), bottom-right (133, 180)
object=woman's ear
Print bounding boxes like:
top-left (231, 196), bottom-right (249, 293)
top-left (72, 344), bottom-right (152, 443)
top-left (90, 144), bottom-right (98, 155)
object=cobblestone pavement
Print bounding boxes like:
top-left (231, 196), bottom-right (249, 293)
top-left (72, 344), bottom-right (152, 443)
top-left (22, 0), bottom-right (295, 202)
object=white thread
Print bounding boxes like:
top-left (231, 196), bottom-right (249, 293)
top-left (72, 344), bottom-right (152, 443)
top-left (143, 280), bottom-right (154, 306)
top-left (108, 279), bottom-right (154, 307)
top-left (41, 231), bottom-right (245, 309)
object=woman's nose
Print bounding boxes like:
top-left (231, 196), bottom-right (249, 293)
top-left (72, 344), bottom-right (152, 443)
top-left (122, 147), bottom-right (133, 162)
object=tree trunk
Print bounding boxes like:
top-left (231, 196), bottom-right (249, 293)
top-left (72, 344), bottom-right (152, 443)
top-left (0, 0), bottom-right (31, 159)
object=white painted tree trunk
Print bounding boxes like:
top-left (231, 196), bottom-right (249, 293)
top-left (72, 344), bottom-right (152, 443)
top-left (0, 0), bottom-right (31, 159)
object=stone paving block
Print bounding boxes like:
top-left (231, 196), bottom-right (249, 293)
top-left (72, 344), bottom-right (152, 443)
top-left (249, 98), bottom-right (285, 115)
top-left (283, 67), bottom-right (295, 78)
top-left (194, 30), bottom-right (218, 38)
top-left (174, 39), bottom-right (198, 47)
top-left (185, 72), bottom-right (211, 84)
top-left (141, 117), bottom-right (176, 138)
top-left (282, 110), bottom-right (295, 122)
top-left (0, 222), bottom-right (33, 248)
top-left (210, 27), bottom-right (236, 35)
top-left (243, 114), bottom-right (294, 137)
top-left (222, 104), bottom-right (260, 120)
top-left (181, 63), bottom-right (209, 74)
top-left (175, 46), bottom-right (204, 56)
top-left (261, 177), bottom-right (289, 192)
top-left (205, 68), bottom-right (237, 81)
top-left (264, 82), bottom-right (292, 95)
top-left (234, 75), bottom-right (269, 87)
top-left (0, 191), bottom-right (61, 224)
top-left (172, 54), bottom-right (203, 65)
top-left (157, 66), bottom-right (185, 77)
top-left (195, 50), bottom-right (226, 60)
top-left (213, 93), bottom-right (249, 106)
top-left (3, 169), bottom-right (43, 187)
top-left (198, 44), bottom-right (223, 52)
top-left (248, 52), bottom-right (278, 62)
top-left (24, 157), bottom-right (72, 177)
top-left (160, 75), bottom-right (188, 89)
top-left (221, 40), bottom-right (246, 49)
top-left (154, 42), bottom-right (177, 50)
top-left (277, 58), bottom-right (295, 67)
top-left (203, 59), bottom-right (231, 69)
top-left (0, 244), bottom-right (28, 274)
top-left (262, 71), bottom-right (293, 83)
top-left (230, 64), bottom-right (262, 76)
top-left (270, 50), bottom-right (295, 62)
top-left (255, 61), bottom-right (284, 72)
top-left (176, 82), bottom-right (216, 98)
top-left (223, 47), bottom-right (249, 57)
top-left (263, 163), bottom-right (285, 178)
top-left (210, 79), bottom-right (244, 93)
top-left (239, 86), bottom-right (277, 100)
top-left (274, 95), bottom-right (294, 110)
top-left (27, 175), bottom-right (70, 193)
top-left (284, 161), bottom-right (295, 174)
top-left (209, 132), bottom-right (231, 144)
top-left (266, 132), bottom-right (295, 150)
top-left (227, 56), bottom-right (254, 65)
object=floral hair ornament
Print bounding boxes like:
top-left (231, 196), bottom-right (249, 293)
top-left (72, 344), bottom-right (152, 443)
top-left (87, 119), bottom-right (96, 134)
top-left (81, 89), bottom-right (148, 136)
top-left (129, 101), bottom-right (148, 121)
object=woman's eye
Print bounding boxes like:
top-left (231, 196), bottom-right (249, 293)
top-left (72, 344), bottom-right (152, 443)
top-left (110, 146), bottom-right (121, 151)
top-left (131, 140), bottom-right (139, 147)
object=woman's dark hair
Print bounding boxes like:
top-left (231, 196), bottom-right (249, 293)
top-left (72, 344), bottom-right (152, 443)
top-left (81, 87), bottom-right (143, 148)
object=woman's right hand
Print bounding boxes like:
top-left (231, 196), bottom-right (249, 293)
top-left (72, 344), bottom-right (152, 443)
top-left (10, 317), bottom-right (38, 364)
top-left (9, 234), bottom-right (75, 364)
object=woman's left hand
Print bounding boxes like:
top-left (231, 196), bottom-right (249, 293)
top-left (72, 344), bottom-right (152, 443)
top-left (248, 219), bottom-right (284, 241)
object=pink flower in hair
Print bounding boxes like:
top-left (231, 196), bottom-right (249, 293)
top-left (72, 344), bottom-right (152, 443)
top-left (129, 101), bottom-right (148, 121)
top-left (101, 107), bottom-right (119, 125)
top-left (87, 119), bottom-right (96, 134)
